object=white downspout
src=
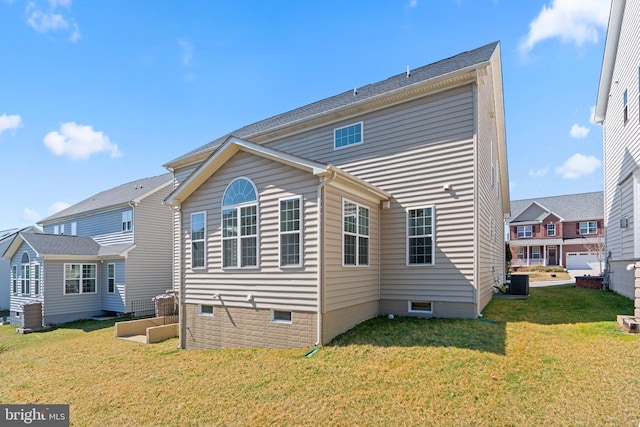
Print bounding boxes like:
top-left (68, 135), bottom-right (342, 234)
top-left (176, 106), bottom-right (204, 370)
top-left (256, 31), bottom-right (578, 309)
top-left (315, 168), bottom-right (337, 346)
top-left (174, 205), bottom-right (186, 349)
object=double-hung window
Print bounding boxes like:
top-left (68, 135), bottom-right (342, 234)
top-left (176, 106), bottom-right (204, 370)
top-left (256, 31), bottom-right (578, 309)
top-left (64, 263), bottom-right (97, 294)
top-left (624, 89), bottom-right (628, 123)
top-left (21, 252), bottom-right (30, 295)
top-left (547, 223), bottom-right (556, 236)
top-left (122, 210), bottom-right (133, 232)
top-left (12, 265), bottom-right (17, 293)
top-left (108, 263), bottom-right (116, 293)
top-left (33, 264), bottom-right (40, 295)
top-left (407, 206), bottom-right (434, 265)
top-left (579, 221), bottom-right (597, 235)
top-left (280, 197), bottom-right (301, 267)
top-left (222, 178), bottom-right (258, 268)
top-left (343, 199), bottom-right (369, 266)
top-left (532, 247), bottom-right (541, 259)
top-left (191, 212), bottom-right (206, 268)
top-left (517, 225), bottom-right (532, 238)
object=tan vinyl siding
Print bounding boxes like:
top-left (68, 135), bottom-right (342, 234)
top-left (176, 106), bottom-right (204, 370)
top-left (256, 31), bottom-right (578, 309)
top-left (124, 184), bottom-right (174, 307)
top-left (475, 56), bottom-right (507, 311)
top-left (267, 84), bottom-right (478, 314)
top-left (180, 150), bottom-right (319, 312)
top-left (267, 85), bottom-right (474, 166)
top-left (323, 187), bottom-right (380, 311)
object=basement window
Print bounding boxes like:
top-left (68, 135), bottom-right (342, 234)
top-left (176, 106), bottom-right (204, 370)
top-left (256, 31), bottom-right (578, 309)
top-left (271, 310), bottom-right (292, 323)
top-left (408, 301), bottom-right (433, 314)
top-left (199, 305), bottom-right (213, 316)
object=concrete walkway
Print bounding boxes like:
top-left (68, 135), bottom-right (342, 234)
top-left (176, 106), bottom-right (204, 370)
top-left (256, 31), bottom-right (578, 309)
top-left (529, 269), bottom-right (601, 288)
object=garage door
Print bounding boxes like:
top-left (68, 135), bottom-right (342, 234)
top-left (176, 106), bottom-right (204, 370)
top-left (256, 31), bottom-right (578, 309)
top-left (566, 252), bottom-right (601, 270)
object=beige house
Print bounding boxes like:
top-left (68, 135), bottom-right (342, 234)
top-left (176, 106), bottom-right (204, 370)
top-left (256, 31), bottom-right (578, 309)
top-left (164, 41), bottom-right (510, 349)
top-left (595, 0), bottom-right (640, 316)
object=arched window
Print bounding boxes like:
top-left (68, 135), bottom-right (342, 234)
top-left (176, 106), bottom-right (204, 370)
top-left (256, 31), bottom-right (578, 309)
top-left (222, 178), bottom-right (258, 268)
top-left (21, 252), bottom-right (30, 295)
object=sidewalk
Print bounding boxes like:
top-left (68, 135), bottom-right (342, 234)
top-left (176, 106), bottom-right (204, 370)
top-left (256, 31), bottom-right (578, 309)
top-left (529, 269), bottom-right (600, 288)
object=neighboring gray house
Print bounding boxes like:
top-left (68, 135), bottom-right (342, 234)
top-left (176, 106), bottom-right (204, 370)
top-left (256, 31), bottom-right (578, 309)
top-left (2, 174), bottom-right (174, 326)
top-left (507, 192), bottom-right (605, 270)
top-left (595, 0), bottom-right (640, 314)
top-left (0, 227), bottom-right (39, 311)
top-left (164, 41), bottom-right (510, 349)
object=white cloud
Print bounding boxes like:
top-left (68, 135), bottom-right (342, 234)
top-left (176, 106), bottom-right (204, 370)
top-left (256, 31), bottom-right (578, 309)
top-left (48, 201), bottom-right (71, 215)
top-left (23, 208), bottom-right (40, 223)
top-left (409, 0), bottom-right (418, 7)
top-left (25, 0), bottom-right (80, 42)
top-left (570, 124), bottom-right (590, 139)
top-left (43, 122), bottom-right (122, 160)
top-left (519, 0), bottom-right (609, 54)
top-left (0, 114), bottom-right (22, 134)
top-left (529, 167), bottom-right (549, 177)
top-left (555, 153), bottom-right (601, 179)
top-left (179, 38), bottom-right (194, 66)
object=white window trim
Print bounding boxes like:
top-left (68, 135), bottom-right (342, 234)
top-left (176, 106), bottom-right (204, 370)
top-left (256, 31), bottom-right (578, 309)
top-left (408, 301), bottom-right (433, 314)
top-left (70, 222), bottom-right (77, 235)
top-left (221, 178), bottom-right (260, 269)
top-left (406, 205), bottom-right (435, 266)
top-left (342, 198), bottom-right (370, 267)
top-left (270, 309), bottom-right (292, 324)
top-left (63, 263), bottom-right (98, 295)
top-left (333, 121), bottom-right (364, 151)
top-left (33, 263), bottom-right (40, 295)
top-left (579, 221), bottom-right (597, 235)
top-left (278, 196), bottom-right (303, 268)
top-left (191, 211), bottom-right (207, 269)
top-left (122, 210), bottom-right (133, 233)
top-left (107, 263), bottom-right (116, 293)
top-left (198, 304), bottom-right (214, 316)
top-left (547, 223), bottom-right (556, 236)
top-left (517, 225), bottom-right (533, 238)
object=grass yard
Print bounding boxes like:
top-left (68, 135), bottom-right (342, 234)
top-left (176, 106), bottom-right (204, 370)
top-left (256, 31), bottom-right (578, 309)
top-left (1, 285), bottom-right (639, 426)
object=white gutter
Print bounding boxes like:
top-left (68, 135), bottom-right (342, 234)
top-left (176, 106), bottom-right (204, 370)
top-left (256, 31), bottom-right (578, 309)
top-left (594, 0), bottom-right (626, 123)
top-left (315, 169), bottom-right (337, 346)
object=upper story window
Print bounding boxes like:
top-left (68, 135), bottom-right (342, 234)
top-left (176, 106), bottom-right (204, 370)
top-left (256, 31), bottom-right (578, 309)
top-left (623, 89), bottom-right (628, 123)
top-left (407, 206), bottom-right (434, 265)
top-left (343, 199), bottom-right (369, 266)
top-left (279, 197), bottom-right (301, 267)
top-left (222, 178), bottom-right (258, 268)
top-left (70, 222), bottom-right (77, 235)
top-left (53, 225), bottom-right (63, 235)
top-left (579, 221), bottom-right (597, 235)
top-left (517, 225), bottom-right (532, 238)
top-left (122, 210), bottom-right (133, 232)
top-left (547, 223), bottom-right (556, 236)
top-left (334, 122), bottom-right (363, 150)
top-left (191, 212), bottom-right (206, 268)
top-left (21, 252), bottom-right (30, 295)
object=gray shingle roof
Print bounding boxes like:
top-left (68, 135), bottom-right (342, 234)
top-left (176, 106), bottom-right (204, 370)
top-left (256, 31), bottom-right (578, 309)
top-left (166, 41), bottom-right (499, 166)
top-left (39, 173), bottom-right (173, 224)
top-left (21, 233), bottom-right (101, 256)
top-left (509, 192), bottom-right (604, 223)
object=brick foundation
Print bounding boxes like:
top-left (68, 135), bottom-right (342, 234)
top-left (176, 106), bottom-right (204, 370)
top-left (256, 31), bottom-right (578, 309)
top-left (185, 304), bottom-right (316, 349)
top-left (575, 276), bottom-right (603, 290)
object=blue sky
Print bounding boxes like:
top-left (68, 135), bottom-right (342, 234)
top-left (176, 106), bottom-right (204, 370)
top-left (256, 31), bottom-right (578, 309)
top-left (0, 0), bottom-right (610, 229)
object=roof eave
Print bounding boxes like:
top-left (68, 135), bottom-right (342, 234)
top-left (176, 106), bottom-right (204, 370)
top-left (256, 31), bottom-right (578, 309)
top-left (594, 0), bottom-right (626, 124)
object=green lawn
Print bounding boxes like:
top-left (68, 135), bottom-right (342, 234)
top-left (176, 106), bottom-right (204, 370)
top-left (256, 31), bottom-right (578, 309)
top-left (1, 285), bottom-right (638, 426)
